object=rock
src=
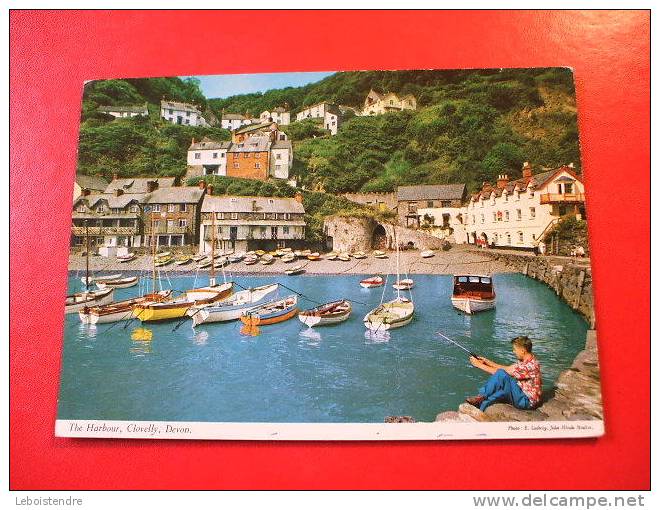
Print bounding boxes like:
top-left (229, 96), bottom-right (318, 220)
top-left (483, 403), bottom-right (545, 422)
top-left (457, 403), bottom-right (492, 422)
top-left (434, 411), bottom-right (477, 423)
top-left (537, 398), bottom-right (572, 419)
top-left (384, 415), bottom-right (416, 423)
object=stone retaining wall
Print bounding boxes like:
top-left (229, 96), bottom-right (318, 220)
top-left (482, 251), bottom-right (595, 327)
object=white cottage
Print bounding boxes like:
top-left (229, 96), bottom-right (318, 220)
top-left (187, 137), bottom-right (232, 177)
top-left (161, 100), bottom-right (208, 127)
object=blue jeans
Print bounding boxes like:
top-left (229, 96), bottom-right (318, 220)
top-left (478, 369), bottom-right (532, 412)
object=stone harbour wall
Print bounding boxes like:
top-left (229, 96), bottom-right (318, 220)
top-left (434, 330), bottom-right (603, 423)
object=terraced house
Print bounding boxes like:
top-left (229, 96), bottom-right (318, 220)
top-left (97, 103), bottom-right (149, 119)
top-left (160, 100), bottom-right (209, 127)
top-left (142, 183), bottom-right (207, 248)
top-left (71, 177), bottom-right (177, 250)
top-left (199, 194), bottom-right (306, 254)
top-left (465, 162), bottom-right (586, 249)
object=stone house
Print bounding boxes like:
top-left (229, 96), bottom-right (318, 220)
top-left (396, 184), bottom-right (467, 230)
top-left (362, 89), bottom-right (417, 116)
top-left (199, 194), bottom-right (306, 254)
top-left (142, 183), bottom-right (206, 248)
top-left (97, 103), bottom-right (148, 119)
top-left (220, 112), bottom-right (254, 130)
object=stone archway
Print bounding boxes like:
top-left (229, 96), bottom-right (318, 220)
top-left (372, 224), bottom-right (387, 249)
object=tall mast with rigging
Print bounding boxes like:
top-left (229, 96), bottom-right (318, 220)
top-left (85, 219), bottom-right (90, 292)
top-left (151, 212), bottom-right (157, 294)
top-left (210, 210), bottom-right (216, 287)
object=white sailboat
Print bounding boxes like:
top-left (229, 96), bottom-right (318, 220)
top-left (189, 284), bottom-right (280, 326)
top-left (364, 229), bottom-right (414, 331)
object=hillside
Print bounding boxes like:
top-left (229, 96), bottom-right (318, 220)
top-left (76, 68), bottom-right (581, 192)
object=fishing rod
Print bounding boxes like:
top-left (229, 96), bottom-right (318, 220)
top-left (435, 331), bottom-right (482, 359)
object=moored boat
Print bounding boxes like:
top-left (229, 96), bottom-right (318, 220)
top-left (450, 274), bottom-right (496, 314)
top-left (298, 299), bottom-right (352, 328)
top-left (392, 278), bottom-right (414, 290)
top-left (360, 276), bottom-right (384, 288)
top-left (307, 252), bottom-right (321, 261)
top-left (228, 252), bottom-right (245, 263)
top-left (79, 290), bottom-right (172, 324)
top-left (117, 253), bottom-right (136, 263)
top-left (353, 251), bottom-right (367, 259)
top-left (155, 254), bottom-right (173, 267)
top-left (260, 254), bottom-right (275, 265)
top-left (420, 249), bottom-right (434, 258)
top-left (239, 295), bottom-right (299, 326)
top-left (325, 252), bottom-right (338, 261)
top-left (175, 255), bottom-right (192, 265)
top-left (373, 250), bottom-right (388, 259)
top-left (285, 264), bottom-right (305, 275)
top-left (80, 273), bottom-right (122, 286)
top-left (65, 288), bottom-right (114, 314)
top-left (363, 297), bottom-right (414, 331)
top-left (281, 253), bottom-right (296, 263)
top-left (244, 256), bottom-right (258, 265)
top-left (338, 253), bottom-right (351, 261)
top-left (189, 284), bottom-right (279, 326)
top-left (96, 276), bottom-right (139, 289)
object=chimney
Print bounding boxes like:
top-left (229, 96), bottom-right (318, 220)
top-left (294, 192), bottom-right (304, 204)
top-left (252, 199), bottom-right (258, 212)
top-left (198, 180), bottom-right (207, 190)
top-left (146, 180), bottom-right (158, 193)
top-left (191, 137), bottom-right (195, 145)
top-left (496, 174), bottom-right (509, 189)
top-left (114, 188), bottom-right (123, 197)
top-left (112, 172), bottom-right (118, 181)
top-left (568, 162), bottom-right (575, 169)
top-left (82, 188), bottom-right (91, 196)
top-left (207, 184), bottom-right (213, 195)
top-left (522, 162), bottom-right (533, 178)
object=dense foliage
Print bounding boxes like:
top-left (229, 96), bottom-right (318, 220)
top-left (76, 69), bottom-right (581, 194)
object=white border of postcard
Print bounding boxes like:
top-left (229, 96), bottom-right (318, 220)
top-left (56, 419), bottom-right (604, 440)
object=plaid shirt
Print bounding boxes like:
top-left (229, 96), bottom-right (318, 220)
top-left (511, 355), bottom-right (542, 407)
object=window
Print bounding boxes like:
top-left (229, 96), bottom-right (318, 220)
top-left (153, 220), bottom-right (161, 229)
top-left (168, 204), bottom-right (176, 213)
top-left (283, 226), bottom-right (290, 235)
top-left (284, 213), bottom-right (291, 220)
top-left (441, 201), bottom-right (451, 207)
top-left (255, 153), bottom-right (261, 159)
top-left (152, 204), bottom-right (160, 212)
top-left (233, 153), bottom-right (239, 159)
top-left (168, 109), bottom-right (173, 114)
top-left (505, 211), bottom-right (510, 222)
top-left (185, 119), bottom-right (189, 125)
top-left (129, 204), bottom-right (138, 213)
top-left (518, 232), bottom-right (524, 244)
top-left (77, 204), bottom-right (85, 213)
top-left (507, 233), bottom-right (512, 245)
top-left (112, 208), bottom-right (121, 215)
top-left (530, 207), bottom-right (536, 219)
top-left (504, 193), bottom-right (508, 202)
top-left (230, 213), bottom-right (238, 220)
top-left (97, 205), bottom-right (105, 213)
top-left (255, 163), bottom-right (261, 169)
top-left (186, 111), bottom-right (190, 117)
top-left (408, 202), bottom-right (417, 213)
top-left (427, 201), bottom-right (434, 208)
top-left (220, 153), bottom-right (225, 158)
top-left (216, 212), bottom-right (224, 220)
top-left (276, 153), bottom-right (281, 160)
top-left (180, 204), bottom-right (187, 212)
top-left (492, 212), bottom-right (497, 222)
top-left (516, 191), bottom-right (521, 201)
top-left (167, 219), bottom-right (174, 230)
top-left (179, 219), bottom-right (187, 228)
top-left (564, 182), bottom-right (574, 194)
top-left (233, 163), bottom-right (239, 169)
top-left (516, 209), bottom-right (522, 220)
top-left (194, 152), bottom-right (201, 160)
top-left (472, 215), bottom-right (475, 224)
top-left (213, 153), bottom-right (218, 159)
top-left (480, 214), bottom-right (484, 224)
top-left (275, 164), bottom-right (281, 170)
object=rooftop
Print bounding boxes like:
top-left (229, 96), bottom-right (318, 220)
top-left (397, 184), bottom-right (466, 202)
top-left (97, 104), bottom-right (148, 114)
top-left (189, 137), bottom-right (232, 151)
top-left (228, 136), bottom-right (271, 153)
top-left (202, 195), bottom-right (305, 215)
top-left (104, 177), bottom-right (176, 195)
top-left (222, 112), bottom-right (247, 120)
top-left (144, 186), bottom-right (205, 205)
top-left (76, 174), bottom-right (108, 192)
top-left (161, 100), bottom-right (202, 114)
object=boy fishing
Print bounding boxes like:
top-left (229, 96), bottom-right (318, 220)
top-left (465, 336), bottom-right (543, 412)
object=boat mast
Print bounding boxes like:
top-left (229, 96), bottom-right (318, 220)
top-left (85, 219), bottom-right (90, 292)
top-left (151, 212), bottom-right (156, 294)
top-left (394, 227), bottom-right (400, 300)
top-left (210, 210), bottom-right (216, 287)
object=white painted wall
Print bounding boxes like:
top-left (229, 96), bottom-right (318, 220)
top-left (187, 148), bottom-right (228, 175)
top-left (269, 147), bottom-right (292, 179)
top-left (161, 107), bottom-right (208, 127)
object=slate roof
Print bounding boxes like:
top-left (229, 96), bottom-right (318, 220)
top-left (202, 195), bottom-right (305, 215)
top-left (222, 113), bottom-right (247, 121)
top-left (397, 184), bottom-right (466, 202)
top-left (143, 187), bottom-right (205, 205)
top-left (271, 140), bottom-right (292, 150)
top-left (228, 136), bottom-right (271, 153)
top-left (189, 137), bottom-right (232, 151)
top-left (233, 122), bottom-right (273, 134)
top-left (104, 177), bottom-right (176, 195)
top-left (76, 174), bottom-right (108, 192)
top-left (74, 193), bottom-right (143, 209)
top-left (97, 104), bottom-right (148, 114)
top-left (161, 100), bottom-right (202, 114)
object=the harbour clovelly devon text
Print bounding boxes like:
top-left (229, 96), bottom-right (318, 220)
top-left (58, 69), bottom-right (602, 438)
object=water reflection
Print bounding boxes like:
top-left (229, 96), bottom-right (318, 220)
top-left (240, 324), bottom-right (260, 337)
top-left (192, 330), bottom-right (209, 346)
top-left (364, 330), bottom-right (391, 344)
top-left (299, 327), bottom-right (322, 347)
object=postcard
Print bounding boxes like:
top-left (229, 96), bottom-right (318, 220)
top-left (56, 68), bottom-right (603, 440)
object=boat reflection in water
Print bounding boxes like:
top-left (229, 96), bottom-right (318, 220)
top-left (191, 330), bottom-right (209, 346)
top-left (364, 329), bottom-right (391, 344)
top-left (130, 327), bottom-right (153, 356)
top-left (298, 327), bottom-right (322, 347)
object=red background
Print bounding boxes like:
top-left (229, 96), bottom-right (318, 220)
top-left (10, 10), bottom-right (650, 489)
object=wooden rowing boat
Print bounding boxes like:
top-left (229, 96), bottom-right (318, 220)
top-left (285, 264), bottom-right (305, 275)
top-left (79, 290), bottom-right (172, 324)
top-left (239, 295), bottom-right (298, 326)
top-left (80, 273), bottom-right (122, 286)
top-left (96, 276), bottom-right (139, 289)
top-left (189, 284), bottom-right (279, 326)
top-left (363, 297), bottom-right (414, 331)
top-left (65, 288), bottom-right (114, 314)
top-left (392, 278), bottom-right (414, 290)
top-left (360, 276), bottom-right (384, 288)
top-left (117, 253), bottom-right (136, 263)
top-left (298, 299), bottom-right (352, 327)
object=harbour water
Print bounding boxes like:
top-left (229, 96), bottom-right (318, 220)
top-left (58, 273), bottom-right (588, 423)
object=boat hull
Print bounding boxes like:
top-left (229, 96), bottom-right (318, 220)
top-left (190, 285), bottom-right (279, 326)
top-left (133, 284), bottom-right (233, 322)
top-left (363, 300), bottom-right (414, 331)
top-left (96, 277), bottom-right (138, 289)
top-left (65, 289), bottom-right (114, 314)
top-left (451, 296), bottom-right (496, 314)
top-left (240, 307), bottom-right (298, 326)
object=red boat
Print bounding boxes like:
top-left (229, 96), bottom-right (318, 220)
top-left (360, 276), bottom-right (385, 288)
